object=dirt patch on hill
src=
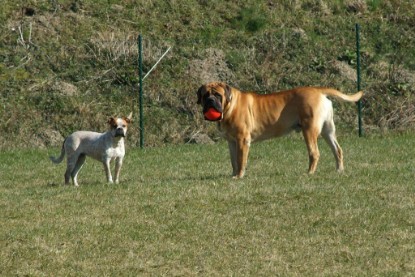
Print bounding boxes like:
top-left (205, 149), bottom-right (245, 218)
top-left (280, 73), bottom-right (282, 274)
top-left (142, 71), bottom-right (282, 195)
top-left (188, 48), bottom-right (234, 84)
top-left (330, 60), bottom-right (357, 82)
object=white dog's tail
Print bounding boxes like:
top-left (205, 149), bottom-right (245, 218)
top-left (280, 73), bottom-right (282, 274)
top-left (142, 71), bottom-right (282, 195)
top-left (323, 88), bottom-right (363, 102)
top-left (50, 140), bottom-right (66, 164)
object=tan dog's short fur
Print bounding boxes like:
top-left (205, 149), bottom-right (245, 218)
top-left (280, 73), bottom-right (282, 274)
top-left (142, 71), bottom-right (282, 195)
top-left (50, 113), bottom-right (132, 186)
top-left (197, 82), bottom-right (363, 178)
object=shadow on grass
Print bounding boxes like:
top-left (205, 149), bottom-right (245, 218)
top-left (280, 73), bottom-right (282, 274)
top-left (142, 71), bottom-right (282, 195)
top-left (46, 179), bottom-right (107, 188)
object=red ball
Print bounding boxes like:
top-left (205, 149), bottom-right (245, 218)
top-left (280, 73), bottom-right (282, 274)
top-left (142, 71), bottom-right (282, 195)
top-left (204, 108), bottom-right (222, 121)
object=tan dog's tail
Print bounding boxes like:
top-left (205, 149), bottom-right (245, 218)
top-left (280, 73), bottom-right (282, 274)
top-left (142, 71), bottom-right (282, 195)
top-left (50, 140), bottom-right (66, 164)
top-left (322, 88), bottom-right (363, 102)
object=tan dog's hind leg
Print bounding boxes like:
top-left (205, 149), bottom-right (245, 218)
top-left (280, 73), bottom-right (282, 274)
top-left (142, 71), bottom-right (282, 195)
top-left (322, 117), bottom-right (344, 172)
top-left (302, 126), bottom-right (320, 174)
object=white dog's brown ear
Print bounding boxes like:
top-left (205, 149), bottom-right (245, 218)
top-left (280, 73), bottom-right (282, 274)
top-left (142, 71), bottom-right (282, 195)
top-left (124, 112), bottom-right (133, 123)
top-left (107, 117), bottom-right (116, 126)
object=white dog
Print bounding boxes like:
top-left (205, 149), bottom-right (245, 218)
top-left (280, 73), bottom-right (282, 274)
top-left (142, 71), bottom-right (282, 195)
top-left (50, 113), bottom-right (132, 186)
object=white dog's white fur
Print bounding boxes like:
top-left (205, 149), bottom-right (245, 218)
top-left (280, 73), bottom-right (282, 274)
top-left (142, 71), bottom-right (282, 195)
top-left (50, 113), bottom-right (132, 186)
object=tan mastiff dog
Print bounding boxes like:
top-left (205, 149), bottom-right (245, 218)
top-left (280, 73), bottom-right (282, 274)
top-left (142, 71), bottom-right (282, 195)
top-left (197, 82), bottom-right (363, 178)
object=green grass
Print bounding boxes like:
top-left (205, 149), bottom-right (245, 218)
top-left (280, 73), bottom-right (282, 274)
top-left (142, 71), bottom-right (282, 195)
top-left (1, 133), bottom-right (415, 275)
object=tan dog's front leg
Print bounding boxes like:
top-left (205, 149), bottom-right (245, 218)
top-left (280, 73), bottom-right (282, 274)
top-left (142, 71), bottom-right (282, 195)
top-left (103, 159), bottom-right (113, 183)
top-left (114, 157), bottom-right (123, 184)
top-left (228, 140), bottom-right (238, 177)
top-left (234, 136), bottom-right (251, 178)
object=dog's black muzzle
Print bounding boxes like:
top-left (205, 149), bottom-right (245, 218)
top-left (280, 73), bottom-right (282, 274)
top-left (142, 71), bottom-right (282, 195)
top-left (203, 97), bottom-right (223, 114)
top-left (115, 128), bottom-right (126, 137)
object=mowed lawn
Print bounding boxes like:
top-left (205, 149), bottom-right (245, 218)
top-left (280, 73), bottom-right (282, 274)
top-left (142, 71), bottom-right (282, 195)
top-left (1, 133), bottom-right (414, 276)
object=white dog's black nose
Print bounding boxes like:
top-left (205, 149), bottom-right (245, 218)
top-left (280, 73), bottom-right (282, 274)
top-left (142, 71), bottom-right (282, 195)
top-left (115, 128), bottom-right (125, 137)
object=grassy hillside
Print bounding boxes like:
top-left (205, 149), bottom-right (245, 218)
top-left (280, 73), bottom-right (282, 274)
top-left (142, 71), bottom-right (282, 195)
top-left (1, 0), bottom-right (415, 148)
top-left (2, 134), bottom-right (415, 275)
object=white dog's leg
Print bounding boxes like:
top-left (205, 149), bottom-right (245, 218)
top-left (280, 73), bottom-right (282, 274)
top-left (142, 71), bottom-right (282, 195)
top-left (65, 155), bottom-right (77, 185)
top-left (103, 159), bottom-right (113, 183)
top-left (71, 154), bottom-right (86, 187)
top-left (114, 157), bottom-right (123, 184)
top-left (64, 168), bottom-right (72, 185)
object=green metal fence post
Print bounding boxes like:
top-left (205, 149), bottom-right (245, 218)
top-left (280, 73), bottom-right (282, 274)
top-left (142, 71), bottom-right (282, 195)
top-left (138, 34), bottom-right (144, 148)
top-left (355, 24), bottom-right (363, 137)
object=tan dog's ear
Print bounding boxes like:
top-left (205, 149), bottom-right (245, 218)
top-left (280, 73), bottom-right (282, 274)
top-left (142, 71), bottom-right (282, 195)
top-left (197, 85), bottom-right (204, 105)
top-left (223, 84), bottom-right (232, 102)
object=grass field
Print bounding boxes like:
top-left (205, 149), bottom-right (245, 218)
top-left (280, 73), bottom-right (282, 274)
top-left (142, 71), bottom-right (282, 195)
top-left (1, 133), bottom-right (415, 276)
